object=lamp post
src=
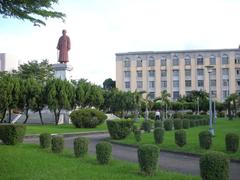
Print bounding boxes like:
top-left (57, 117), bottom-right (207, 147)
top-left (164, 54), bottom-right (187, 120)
top-left (197, 97), bottom-right (199, 115)
top-left (205, 65), bottom-right (214, 136)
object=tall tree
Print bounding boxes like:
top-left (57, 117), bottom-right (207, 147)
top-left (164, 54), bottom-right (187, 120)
top-left (0, 0), bottom-right (65, 26)
top-left (103, 78), bottom-right (116, 90)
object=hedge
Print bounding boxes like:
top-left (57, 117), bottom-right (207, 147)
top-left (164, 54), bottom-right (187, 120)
top-left (225, 133), bottom-right (239, 153)
top-left (51, 136), bottom-right (64, 153)
top-left (175, 130), bottom-right (186, 147)
top-left (173, 119), bottom-right (183, 130)
top-left (164, 119), bottom-right (173, 131)
top-left (154, 128), bottom-right (164, 144)
top-left (96, 141), bottom-right (112, 164)
top-left (39, 133), bottom-right (51, 148)
top-left (74, 137), bottom-right (89, 157)
top-left (199, 131), bottom-right (212, 149)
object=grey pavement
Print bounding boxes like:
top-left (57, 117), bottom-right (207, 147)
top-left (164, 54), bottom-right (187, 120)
top-left (24, 133), bottom-right (240, 180)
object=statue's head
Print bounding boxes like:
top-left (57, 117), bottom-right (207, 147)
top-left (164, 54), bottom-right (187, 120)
top-left (62, 29), bottom-right (67, 35)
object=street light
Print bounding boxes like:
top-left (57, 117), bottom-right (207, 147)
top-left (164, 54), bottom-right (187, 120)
top-left (205, 65), bottom-right (215, 136)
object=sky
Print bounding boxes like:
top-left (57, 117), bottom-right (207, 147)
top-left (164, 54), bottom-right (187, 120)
top-left (1, 0), bottom-right (240, 86)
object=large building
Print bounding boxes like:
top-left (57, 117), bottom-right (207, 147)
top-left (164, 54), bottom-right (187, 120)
top-left (0, 53), bottom-right (19, 72)
top-left (116, 48), bottom-right (240, 102)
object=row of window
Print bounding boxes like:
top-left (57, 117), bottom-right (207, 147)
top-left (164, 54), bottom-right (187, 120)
top-left (125, 79), bottom-right (230, 89)
top-left (124, 54), bottom-right (240, 67)
top-left (125, 68), bottom-right (229, 78)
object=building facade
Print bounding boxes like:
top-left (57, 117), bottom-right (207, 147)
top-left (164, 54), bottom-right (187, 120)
top-left (116, 48), bottom-right (240, 102)
top-left (0, 53), bottom-right (19, 72)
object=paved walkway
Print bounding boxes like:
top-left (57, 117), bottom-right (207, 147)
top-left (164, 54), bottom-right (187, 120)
top-left (24, 133), bottom-right (240, 180)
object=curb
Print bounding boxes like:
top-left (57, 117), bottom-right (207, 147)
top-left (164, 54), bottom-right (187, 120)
top-left (109, 140), bottom-right (240, 163)
top-left (24, 131), bottom-right (108, 139)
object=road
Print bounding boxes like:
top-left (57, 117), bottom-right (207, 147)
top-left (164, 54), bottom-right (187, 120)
top-left (24, 133), bottom-right (240, 180)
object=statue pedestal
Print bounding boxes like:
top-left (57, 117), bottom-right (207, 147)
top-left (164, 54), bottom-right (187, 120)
top-left (52, 63), bottom-right (73, 80)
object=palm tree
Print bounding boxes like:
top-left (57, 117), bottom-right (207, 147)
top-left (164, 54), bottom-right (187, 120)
top-left (225, 93), bottom-right (239, 118)
top-left (155, 90), bottom-right (171, 119)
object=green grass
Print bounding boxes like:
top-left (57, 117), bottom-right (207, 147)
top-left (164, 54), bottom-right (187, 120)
top-left (0, 143), bottom-right (199, 180)
top-left (26, 122), bottom-right (107, 135)
top-left (115, 118), bottom-right (240, 160)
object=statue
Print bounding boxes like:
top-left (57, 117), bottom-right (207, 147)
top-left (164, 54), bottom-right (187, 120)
top-left (57, 29), bottom-right (71, 63)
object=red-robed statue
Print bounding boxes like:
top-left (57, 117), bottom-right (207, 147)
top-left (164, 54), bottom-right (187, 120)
top-left (57, 29), bottom-right (71, 63)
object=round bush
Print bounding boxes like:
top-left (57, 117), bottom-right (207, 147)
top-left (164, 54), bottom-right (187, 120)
top-left (154, 120), bottom-right (162, 128)
top-left (134, 129), bottom-right (141, 142)
top-left (70, 108), bottom-right (107, 128)
top-left (137, 144), bottom-right (159, 176)
top-left (182, 119), bottom-right (190, 129)
top-left (141, 121), bottom-right (152, 133)
top-left (200, 151), bottom-right (229, 180)
top-left (107, 119), bottom-right (133, 140)
top-left (164, 119), bottom-right (173, 131)
top-left (199, 131), bottom-right (212, 149)
top-left (154, 128), bottom-right (164, 144)
top-left (96, 141), bottom-right (112, 164)
top-left (51, 136), bottom-right (64, 153)
top-left (74, 137), bottom-right (89, 157)
top-left (175, 130), bottom-right (187, 147)
top-left (225, 133), bottom-right (239, 153)
top-left (173, 119), bottom-right (183, 130)
top-left (39, 133), bottom-right (51, 148)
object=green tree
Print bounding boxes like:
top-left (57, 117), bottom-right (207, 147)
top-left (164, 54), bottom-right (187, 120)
top-left (0, 0), bottom-right (65, 26)
top-left (103, 78), bottom-right (116, 90)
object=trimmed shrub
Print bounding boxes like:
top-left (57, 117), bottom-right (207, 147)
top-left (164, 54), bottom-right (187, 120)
top-left (70, 108), bottom-right (107, 128)
top-left (134, 129), bottom-right (141, 142)
top-left (225, 133), bottom-right (239, 153)
top-left (141, 121), bottom-right (152, 133)
top-left (107, 119), bottom-right (133, 140)
top-left (154, 120), bottom-right (162, 128)
top-left (74, 137), bottom-right (89, 157)
top-left (200, 151), bottom-right (229, 180)
top-left (172, 112), bottom-right (184, 119)
top-left (182, 119), bottom-right (190, 129)
top-left (51, 136), bottom-right (64, 153)
top-left (96, 141), bottom-right (112, 164)
top-left (154, 128), bottom-right (164, 144)
top-left (173, 119), bottom-right (183, 130)
top-left (39, 133), bottom-right (51, 148)
top-left (175, 130), bottom-right (187, 147)
top-left (190, 120), bottom-right (195, 127)
top-left (0, 124), bottom-right (26, 145)
top-left (199, 131), bottom-right (212, 149)
top-left (164, 119), bottom-right (173, 131)
top-left (137, 144), bottom-right (159, 176)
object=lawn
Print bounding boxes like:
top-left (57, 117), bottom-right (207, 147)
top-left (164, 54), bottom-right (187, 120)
top-left (114, 118), bottom-right (240, 160)
top-left (26, 122), bottom-right (107, 135)
top-left (0, 144), bottom-right (199, 180)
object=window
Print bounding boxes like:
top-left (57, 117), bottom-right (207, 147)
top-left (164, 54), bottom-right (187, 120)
top-left (185, 80), bottom-right (191, 87)
top-left (185, 91), bottom-right (191, 96)
top-left (149, 81), bottom-right (155, 88)
top-left (185, 69), bottom-right (191, 76)
top-left (137, 81), bottom-right (143, 89)
top-left (222, 54), bottom-right (229, 64)
top-left (172, 55), bottom-right (179, 66)
top-left (161, 70), bottom-right (167, 77)
top-left (161, 57), bottom-right (166, 66)
top-left (136, 57), bottom-right (142, 67)
top-left (148, 57), bottom-right (155, 66)
top-left (124, 71), bottom-right (131, 78)
top-left (148, 70), bottom-right (155, 77)
top-left (136, 70), bottom-right (142, 78)
top-left (222, 68), bottom-right (229, 76)
top-left (211, 69), bottom-right (216, 76)
top-left (198, 80), bottom-right (204, 87)
top-left (236, 80), bottom-right (240, 86)
top-left (124, 58), bottom-right (130, 67)
top-left (235, 54), bottom-right (240, 64)
top-left (197, 55), bottom-right (204, 65)
top-left (148, 92), bottom-right (155, 99)
top-left (161, 81), bottom-right (167, 88)
top-left (210, 80), bottom-right (216, 86)
top-left (173, 80), bottom-right (179, 87)
top-left (173, 91), bottom-right (179, 99)
top-left (223, 79), bottom-right (229, 86)
top-left (173, 69), bottom-right (179, 76)
top-left (197, 69), bottom-right (204, 76)
top-left (210, 55), bottom-right (216, 65)
top-left (223, 90), bottom-right (229, 98)
top-left (236, 69), bottom-right (240, 75)
top-left (211, 91), bottom-right (216, 98)
top-left (125, 81), bottom-right (130, 89)
top-left (185, 56), bottom-right (191, 65)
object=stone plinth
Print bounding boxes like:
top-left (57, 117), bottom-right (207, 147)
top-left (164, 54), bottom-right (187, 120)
top-left (52, 63), bottom-right (73, 80)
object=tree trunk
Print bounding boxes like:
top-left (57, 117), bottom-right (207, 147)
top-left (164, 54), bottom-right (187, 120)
top-left (0, 109), bottom-right (7, 123)
top-left (23, 108), bottom-right (29, 124)
top-left (54, 109), bottom-right (58, 125)
top-left (38, 110), bottom-right (44, 125)
top-left (8, 109), bottom-right (11, 123)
